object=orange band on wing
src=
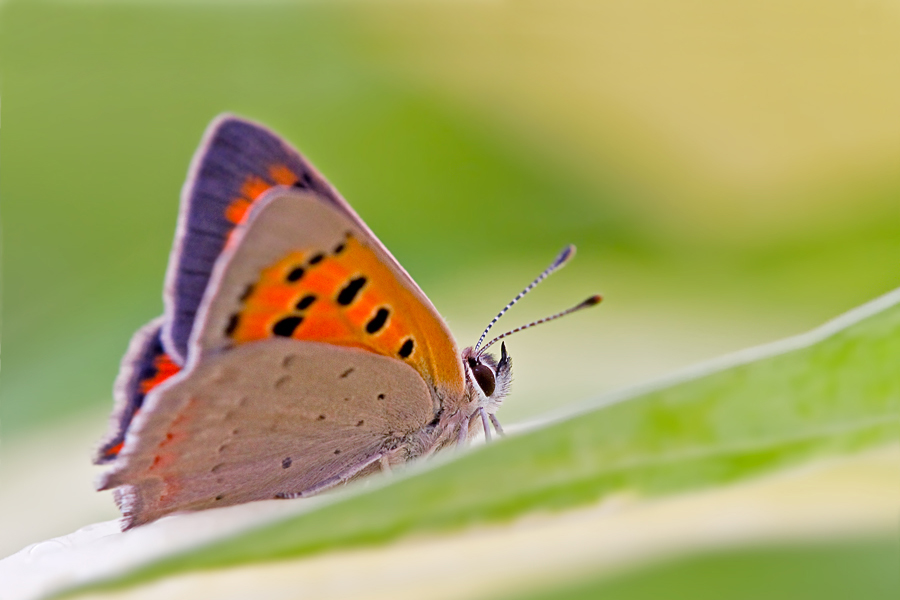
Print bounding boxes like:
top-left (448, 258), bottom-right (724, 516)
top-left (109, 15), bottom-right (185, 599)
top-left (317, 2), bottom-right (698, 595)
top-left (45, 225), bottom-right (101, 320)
top-left (270, 164), bottom-right (299, 185)
top-left (139, 354), bottom-right (181, 395)
top-left (225, 164), bottom-right (301, 225)
top-left (224, 235), bottom-right (459, 391)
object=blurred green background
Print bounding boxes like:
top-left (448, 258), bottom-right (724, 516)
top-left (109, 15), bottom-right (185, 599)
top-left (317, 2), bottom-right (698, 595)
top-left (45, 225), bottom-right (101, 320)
top-left (2, 0), bottom-right (896, 440)
top-left (0, 0), bottom-right (898, 587)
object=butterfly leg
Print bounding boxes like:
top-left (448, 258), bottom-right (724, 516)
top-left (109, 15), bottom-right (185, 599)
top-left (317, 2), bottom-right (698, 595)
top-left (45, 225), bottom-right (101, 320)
top-left (379, 455), bottom-right (393, 474)
top-left (478, 407), bottom-right (492, 443)
top-left (456, 415), bottom-right (470, 448)
top-left (276, 452), bottom-right (385, 499)
top-left (489, 413), bottom-right (505, 437)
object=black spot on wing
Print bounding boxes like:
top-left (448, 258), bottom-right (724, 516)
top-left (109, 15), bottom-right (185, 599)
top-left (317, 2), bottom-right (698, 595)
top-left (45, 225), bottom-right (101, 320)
top-left (273, 316), bottom-right (303, 337)
top-left (366, 308), bottom-right (390, 334)
top-left (296, 294), bottom-right (316, 310)
top-left (337, 277), bottom-right (367, 305)
top-left (225, 313), bottom-right (240, 336)
top-left (398, 338), bottom-right (414, 358)
top-left (282, 457), bottom-right (292, 469)
top-left (286, 266), bottom-right (305, 282)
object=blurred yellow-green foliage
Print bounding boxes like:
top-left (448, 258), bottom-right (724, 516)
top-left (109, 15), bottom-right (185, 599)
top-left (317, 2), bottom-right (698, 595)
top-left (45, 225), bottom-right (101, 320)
top-left (2, 0), bottom-right (896, 440)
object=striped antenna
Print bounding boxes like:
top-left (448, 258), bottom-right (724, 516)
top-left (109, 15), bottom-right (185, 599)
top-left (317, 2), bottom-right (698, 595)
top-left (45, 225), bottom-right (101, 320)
top-left (478, 295), bottom-right (602, 355)
top-left (473, 245), bottom-right (577, 354)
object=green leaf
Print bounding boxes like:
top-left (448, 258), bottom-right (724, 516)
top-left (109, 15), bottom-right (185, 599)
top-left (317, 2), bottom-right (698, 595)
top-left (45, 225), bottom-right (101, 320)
top-left (65, 289), bottom-right (900, 596)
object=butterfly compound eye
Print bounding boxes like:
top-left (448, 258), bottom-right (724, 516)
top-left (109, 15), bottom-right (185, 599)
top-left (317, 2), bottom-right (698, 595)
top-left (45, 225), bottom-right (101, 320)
top-left (468, 357), bottom-right (496, 397)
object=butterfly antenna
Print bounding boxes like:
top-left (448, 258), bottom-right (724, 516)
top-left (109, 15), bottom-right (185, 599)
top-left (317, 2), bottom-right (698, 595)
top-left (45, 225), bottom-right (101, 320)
top-left (473, 245), bottom-right (577, 354)
top-left (479, 295), bottom-right (602, 355)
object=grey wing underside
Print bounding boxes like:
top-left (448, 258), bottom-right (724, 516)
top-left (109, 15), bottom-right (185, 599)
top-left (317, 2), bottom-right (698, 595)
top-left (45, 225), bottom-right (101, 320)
top-left (99, 339), bottom-right (434, 529)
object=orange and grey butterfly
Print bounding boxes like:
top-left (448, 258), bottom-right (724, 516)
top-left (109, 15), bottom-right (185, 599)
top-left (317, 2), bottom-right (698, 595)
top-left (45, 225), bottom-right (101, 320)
top-left (99, 189), bottom-right (467, 528)
top-left (97, 115), bottom-right (600, 529)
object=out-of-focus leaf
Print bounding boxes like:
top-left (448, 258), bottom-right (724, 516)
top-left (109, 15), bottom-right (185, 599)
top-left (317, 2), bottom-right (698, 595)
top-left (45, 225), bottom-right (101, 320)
top-left (62, 289), bottom-right (899, 596)
top-left (507, 537), bottom-right (899, 600)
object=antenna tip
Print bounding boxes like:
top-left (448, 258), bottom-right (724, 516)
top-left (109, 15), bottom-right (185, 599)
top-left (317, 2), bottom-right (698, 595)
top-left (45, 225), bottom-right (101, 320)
top-left (554, 244), bottom-right (576, 266)
top-left (581, 294), bottom-right (603, 307)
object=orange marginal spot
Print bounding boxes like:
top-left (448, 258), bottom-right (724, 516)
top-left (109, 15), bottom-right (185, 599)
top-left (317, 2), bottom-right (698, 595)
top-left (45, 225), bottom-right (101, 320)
top-left (224, 176), bottom-right (274, 226)
top-left (139, 353), bottom-right (182, 395)
top-left (269, 164), bottom-right (299, 185)
top-left (224, 198), bottom-right (253, 225)
top-left (105, 441), bottom-right (124, 457)
top-left (240, 176), bottom-right (273, 202)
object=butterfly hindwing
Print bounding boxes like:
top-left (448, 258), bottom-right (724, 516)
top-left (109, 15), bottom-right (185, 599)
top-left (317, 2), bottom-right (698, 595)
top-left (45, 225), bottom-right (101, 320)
top-left (163, 115), bottom-right (356, 364)
top-left (94, 317), bottom-right (181, 464)
top-left (99, 339), bottom-right (433, 529)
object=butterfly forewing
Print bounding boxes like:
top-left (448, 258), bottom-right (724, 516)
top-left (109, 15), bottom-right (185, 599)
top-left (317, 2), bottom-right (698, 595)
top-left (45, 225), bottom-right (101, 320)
top-left (189, 188), bottom-right (465, 401)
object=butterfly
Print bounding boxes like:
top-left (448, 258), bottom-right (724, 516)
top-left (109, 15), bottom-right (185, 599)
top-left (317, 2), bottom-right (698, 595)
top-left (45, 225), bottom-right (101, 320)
top-left (94, 115), bottom-right (601, 529)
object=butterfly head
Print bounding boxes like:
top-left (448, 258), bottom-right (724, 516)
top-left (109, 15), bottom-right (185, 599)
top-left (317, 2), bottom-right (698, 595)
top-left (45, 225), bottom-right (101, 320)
top-left (462, 245), bottom-right (602, 415)
top-left (463, 342), bottom-right (513, 409)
